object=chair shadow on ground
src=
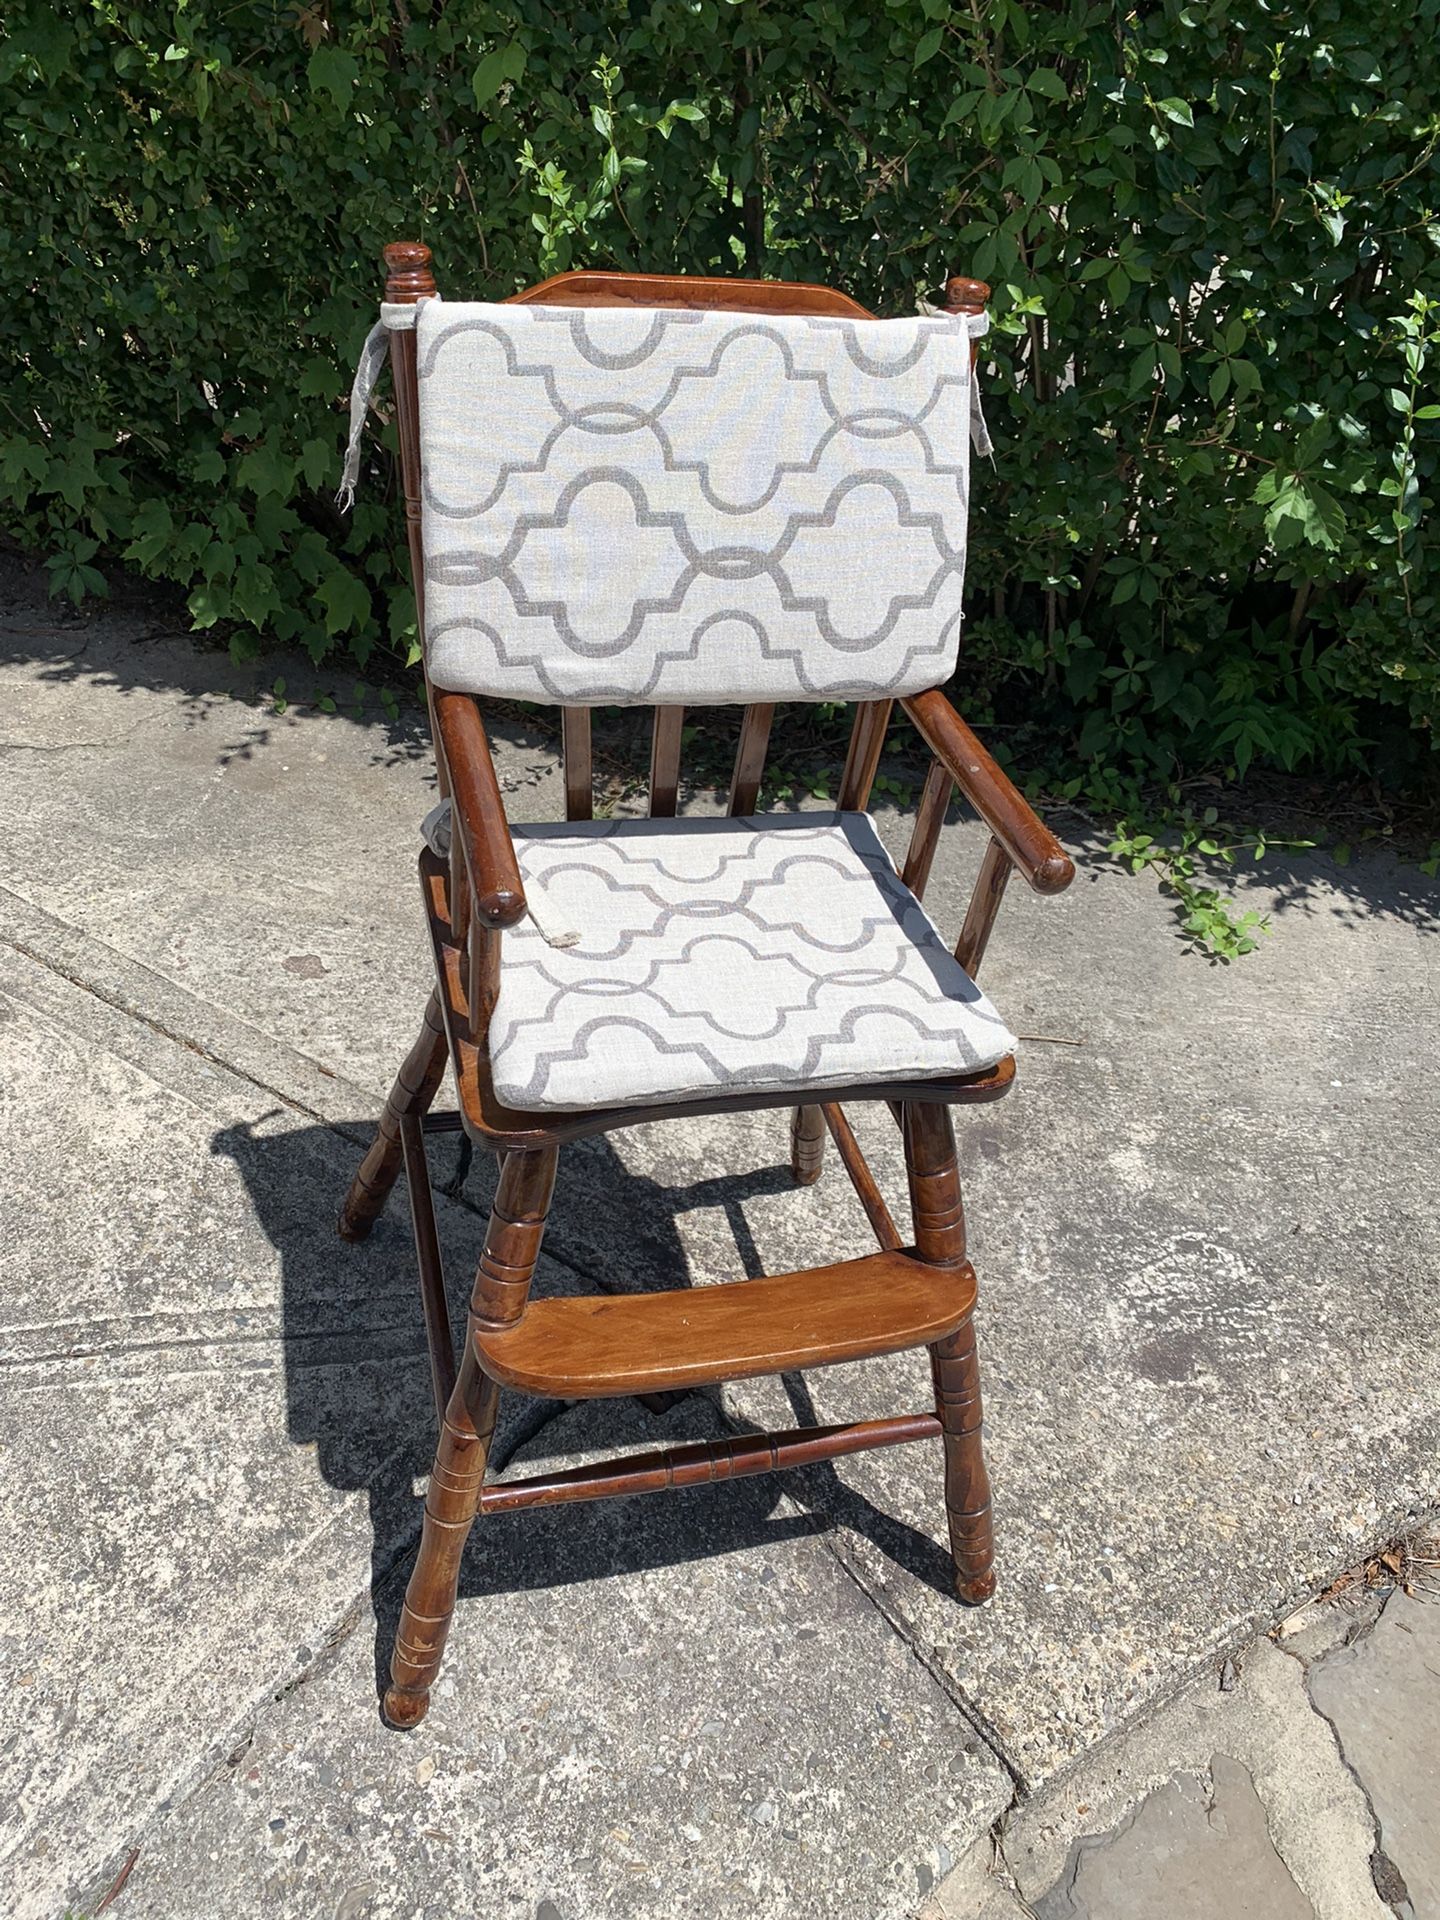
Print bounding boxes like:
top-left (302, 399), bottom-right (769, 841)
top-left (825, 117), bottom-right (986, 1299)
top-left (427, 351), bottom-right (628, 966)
top-left (212, 1113), bottom-right (958, 1717)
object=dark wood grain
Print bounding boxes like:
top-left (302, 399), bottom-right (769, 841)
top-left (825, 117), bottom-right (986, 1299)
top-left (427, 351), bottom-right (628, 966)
top-left (433, 690), bottom-right (526, 928)
top-left (478, 1414), bottom-right (942, 1514)
top-left (337, 991), bottom-right (449, 1241)
top-left (838, 699), bottom-right (893, 811)
top-left (562, 707), bottom-right (593, 821)
top-left (944, 275), bottom-right (991, 318)
top-left (821, 1103), bottom-right (903, 1251)
top-left (955, 835), bottom-right (1014, 979)
top-left (474, 1249), bottom-right (977, 1398)
top-left (901, 759), bottom-right (954, 901)
top-left (728, 702), bottom-right (775, 815)
top-left (398, 1112), bottom-right (457, 1421)
top-left (901, 689), bottom-right (1074, 894)
top-left (470, 1147), bottom-right (559, 1331)
top-left (648, 705), bottom-right (685, 818)
top-left (382, 243), bottom-right (445, 799)
top-left (383, 1145), bottom-right (557, 1729)
top-left (904, 1100), bottom-right (996, 1605)
top-left (383, 1358), bottom-right (500, 1729)
top-left (507, 268), bottom-right (873, 319)
top-left (789, 1103), bottom-right (826, 1185)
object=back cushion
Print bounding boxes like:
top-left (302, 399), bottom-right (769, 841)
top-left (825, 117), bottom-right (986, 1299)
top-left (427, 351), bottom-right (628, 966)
top-left (416, 299), bottom-right (980, 705)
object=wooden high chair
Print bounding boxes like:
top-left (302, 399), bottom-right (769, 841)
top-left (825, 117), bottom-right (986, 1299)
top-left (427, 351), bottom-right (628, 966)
top-left (338, 241), bottom-right (1074, 1728)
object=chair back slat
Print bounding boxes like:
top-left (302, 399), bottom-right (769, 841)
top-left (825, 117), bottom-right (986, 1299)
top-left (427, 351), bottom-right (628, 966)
top-left (648, 706), bottom-right (685, 818)
top-left (561, 707), bottom-right (593, 821)
top-left (727, 703), bottom-right (775, 816)
top-left (838, 700), bottom-right (893, 811)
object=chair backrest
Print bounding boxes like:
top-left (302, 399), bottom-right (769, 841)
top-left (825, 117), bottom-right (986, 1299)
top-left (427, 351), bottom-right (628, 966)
top-left (381, 246), bottom-right (988, 819)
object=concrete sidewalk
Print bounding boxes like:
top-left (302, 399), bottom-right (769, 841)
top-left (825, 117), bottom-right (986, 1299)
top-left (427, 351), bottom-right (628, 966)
top-left (1, 571), bottom-right (1437, 1919)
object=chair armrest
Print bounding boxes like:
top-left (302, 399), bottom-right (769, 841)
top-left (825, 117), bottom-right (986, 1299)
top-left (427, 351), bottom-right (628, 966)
top-left (433, 691), bottom-right (527, 928)
top-left (900, 690), bottom-right (1075, 895)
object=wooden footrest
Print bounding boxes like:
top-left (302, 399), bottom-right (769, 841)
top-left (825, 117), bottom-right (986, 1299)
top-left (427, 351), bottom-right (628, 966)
top-left (474, 1251), bottom-right (976, 1398)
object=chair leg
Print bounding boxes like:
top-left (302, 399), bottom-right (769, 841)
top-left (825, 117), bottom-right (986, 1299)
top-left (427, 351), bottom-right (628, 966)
top-left (383, 1360), bottom-right (500, 1729)
top-left (383, 1145), bottom-right (557, 1728)
top-left (902, 1100), bottom-right (996, 1606)
top-left (931, 1318), bottom-right (996, 1604)
top-left (790, 1103), bottom-right (827, 1186)
top-left (339, 991), bottom-right (449, 1242)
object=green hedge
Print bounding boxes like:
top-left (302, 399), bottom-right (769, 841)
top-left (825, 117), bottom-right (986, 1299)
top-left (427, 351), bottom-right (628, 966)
top-left (2, 1), bottom-right (1437, 786)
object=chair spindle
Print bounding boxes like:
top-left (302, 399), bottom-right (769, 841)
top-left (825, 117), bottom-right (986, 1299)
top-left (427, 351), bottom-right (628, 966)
top-left (955, 836), bottom-right (1014, 978)
top-left (838, 699), bottom-right (892, 810)
top-left (468, 925), bottom-right (500, 1036)
top-left (649, 706), bottom-right (685, 818)
top-left (562, 707), bottom-right (593, 821)
top-left (728, 702), bottom-right (775, 815)
top-left (901, 760), bottom-right (954, 901)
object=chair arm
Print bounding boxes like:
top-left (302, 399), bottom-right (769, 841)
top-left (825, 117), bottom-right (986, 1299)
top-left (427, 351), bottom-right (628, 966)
top-left (900, 690), bottom-right (1075, 895)
top-left (433, 691), bottom-right (527, 928)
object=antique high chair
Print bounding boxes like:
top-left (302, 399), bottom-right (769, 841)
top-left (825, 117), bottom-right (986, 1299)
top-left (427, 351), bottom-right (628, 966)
top-left (338, 241), bottom-right (1074, 1728)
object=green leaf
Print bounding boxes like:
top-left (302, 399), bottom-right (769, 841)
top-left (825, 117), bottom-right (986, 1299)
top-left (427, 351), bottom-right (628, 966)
top-left (1026, 67), bottom-right (1068, 100)
top-left (474, 41), bottom-right (525, 107)
top-left (307, 45), bottom-right (358, 111)
top-left (299, 438), bottom-right (333, 491)
top-left (0, 438), bottom-right (50, 489)
top-left (1156, 97), bottom-right (1194, 126)
top-left (913, 26), bottom-right (946, 67)
top-left (236, 444), bottom-right (297, 501)
top-left (316, 568), bottom-right (372, 636)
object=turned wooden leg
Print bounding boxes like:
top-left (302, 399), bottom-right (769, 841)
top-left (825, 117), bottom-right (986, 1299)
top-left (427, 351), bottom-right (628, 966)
top-left (383, 1145), bottom-right (557, 1728)
top-left (931, 1317), bottom-right (995, 1603)
top-left (903, 1100), bottom-right (996, 1606)
top-left (790, 1103), bottom-right (827, 1186)
top-left (339, 991), bottom-right (449, 1242)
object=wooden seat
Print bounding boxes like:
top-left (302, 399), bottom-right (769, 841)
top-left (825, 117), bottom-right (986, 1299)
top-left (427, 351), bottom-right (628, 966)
top-left (337, 243), bottom-right (1077, 1730)
top-left (475, 1252), bottom-right (977, 1398)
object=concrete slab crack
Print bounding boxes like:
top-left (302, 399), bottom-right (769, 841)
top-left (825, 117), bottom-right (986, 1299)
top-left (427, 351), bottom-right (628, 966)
top-left (808, 1502), bottom-right (1033, 1797)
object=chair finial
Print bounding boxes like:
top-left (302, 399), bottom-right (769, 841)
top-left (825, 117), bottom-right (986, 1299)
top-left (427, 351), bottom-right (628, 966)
top-left (944, 275), bottom-right (990, 317)
top-left (384, 241), bottom-right (436, 304)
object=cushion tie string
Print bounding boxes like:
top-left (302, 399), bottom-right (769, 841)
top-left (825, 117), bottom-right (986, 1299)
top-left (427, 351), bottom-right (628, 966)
top-left (335, 297), bottom-right (435, 513)
top-left (335, 321), bottom-right (387, 513)
top-left (918, 300), bottom-right (994, 458)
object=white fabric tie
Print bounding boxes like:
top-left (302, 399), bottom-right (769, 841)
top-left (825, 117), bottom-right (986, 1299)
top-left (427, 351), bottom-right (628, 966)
top-left (335, 298), bottom-right (435, 513)
top-left (918, 299), bottom-right (994, 457)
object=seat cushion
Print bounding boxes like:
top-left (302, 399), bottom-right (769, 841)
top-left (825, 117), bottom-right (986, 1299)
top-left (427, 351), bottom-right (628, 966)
top-left (488, 812), bottom-right (1017, 1113)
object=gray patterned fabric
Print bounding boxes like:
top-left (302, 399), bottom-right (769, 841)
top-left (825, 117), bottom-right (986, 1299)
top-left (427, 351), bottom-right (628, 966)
top-left (487, 811), bottom-right (1016, 1112)
top-left (414, 301), bottom-right (985, 705)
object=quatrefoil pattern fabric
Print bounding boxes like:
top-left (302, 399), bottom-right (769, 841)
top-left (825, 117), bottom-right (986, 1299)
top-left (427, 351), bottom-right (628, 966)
top-left (415, 301), bottom-right (981, 705)
top-left (487, 812), bottom-right (1017, 1112)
